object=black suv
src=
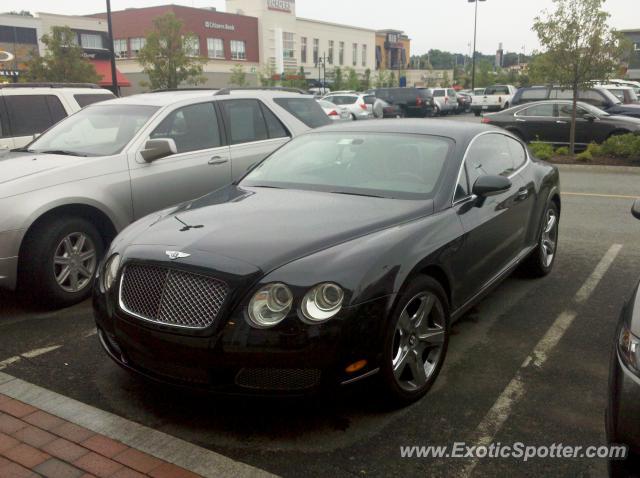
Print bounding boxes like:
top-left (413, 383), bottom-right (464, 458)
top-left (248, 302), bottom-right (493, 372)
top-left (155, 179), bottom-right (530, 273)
top-left (370, 87), bottom-right (435, 118)
top-left (511, 86), bottom-right (640, 118)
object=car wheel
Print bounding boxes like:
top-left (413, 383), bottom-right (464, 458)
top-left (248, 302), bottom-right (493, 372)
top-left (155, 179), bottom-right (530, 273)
top-left (351, 113), bottom-right (357, 121)
top-left (379, 276), bottom-right (450, 407)
top-left (503, 102), bottom-right (510, 110)
top-left (19, 216), bottom-right (104, 308)
top-left (433, 105), bottom-right (440, 117)
top-left (521, 201), bottom-right (559, 277)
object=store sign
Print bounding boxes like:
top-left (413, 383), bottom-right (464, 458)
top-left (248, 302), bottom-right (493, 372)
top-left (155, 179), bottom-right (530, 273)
top-left (204, 21), bottom-right (236, 31)
top-left (0, 51), bottom-right (15, 62)
top-left (267, 0), bottom-right (293, 12)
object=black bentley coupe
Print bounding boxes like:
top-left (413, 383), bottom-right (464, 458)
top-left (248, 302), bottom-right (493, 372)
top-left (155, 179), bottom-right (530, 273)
top-left (93, 120), bottom-right (561, 406)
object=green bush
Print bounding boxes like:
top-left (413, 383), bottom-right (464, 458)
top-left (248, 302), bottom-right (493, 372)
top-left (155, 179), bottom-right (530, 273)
top-left (600, 133), bottom-right (640, 158)
top-left (529, 141), bottom-right (555, 161)
top-left (576, 149), bottom-right (592, 161)
top-left (555, 146), bottom-right (570, 155)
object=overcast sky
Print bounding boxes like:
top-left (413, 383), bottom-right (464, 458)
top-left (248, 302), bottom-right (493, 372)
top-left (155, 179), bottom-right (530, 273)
top-left (2, 0), bottom-right (635, 56)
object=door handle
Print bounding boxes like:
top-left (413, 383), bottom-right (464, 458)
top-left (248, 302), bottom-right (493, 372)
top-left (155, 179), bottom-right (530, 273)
top-left (208, 156), bottom-right (229, 165)
top-left (556, 120), bottom-right (568, 124)
top-left (515, 118), bottom-right (526, 122)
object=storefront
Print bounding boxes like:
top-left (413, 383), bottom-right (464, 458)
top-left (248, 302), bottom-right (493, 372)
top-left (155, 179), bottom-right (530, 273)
top-left (622, 29), bottom-right (640, 81)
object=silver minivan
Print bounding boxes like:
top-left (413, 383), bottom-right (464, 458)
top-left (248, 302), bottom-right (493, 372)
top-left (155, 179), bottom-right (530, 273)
top-left (0, 89), bottom-right (329, 307)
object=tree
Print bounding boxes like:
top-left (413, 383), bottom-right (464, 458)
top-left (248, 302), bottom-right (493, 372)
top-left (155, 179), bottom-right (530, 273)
top-left (137, 13), bottom-right (206, 90)
top-left (533, 0), bottom-right (626, 153)
top-left (345, 67), bottom-right (360, 91)
top-left (441, 71), bottom-right (450, 87)
top-left (23, 26), bottom-right (100, 83)
top-left (229, 64), bottom-right (247, 86)
top-left (362, 68), bottom-right (372, 91)
top-left (333, 67), bottom-right (343, 90)
top-left (259, 64), bottom-right (276, 86)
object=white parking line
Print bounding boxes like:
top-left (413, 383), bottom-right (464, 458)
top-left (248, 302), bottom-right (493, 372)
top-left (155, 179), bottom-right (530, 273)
top-left (460, 244), bottom-right (623, 477)
top-left (0, 344), bottom-right (62, 370)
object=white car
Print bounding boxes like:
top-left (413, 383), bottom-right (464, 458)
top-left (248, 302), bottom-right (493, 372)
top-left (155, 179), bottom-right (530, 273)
top-left (471, 84), bottom-right (517, 116)
top-left (321, 93), bottom-right (374, 120)
top-left (316, 99), bottom-right (351, 121)
top-left (0, 83), bottom-right (115, 153)
top-left (425, 88), bottom-right (458, 116)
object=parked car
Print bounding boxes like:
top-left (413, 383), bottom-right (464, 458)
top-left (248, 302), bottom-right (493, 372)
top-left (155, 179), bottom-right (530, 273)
top-left (597, 85), bottom-right (639, 104)
top-left (471, 85), bottom-right (517, 116)
top-left (607, 199), bottom-right (640, 477)
top-left (511, 85), bottom-right (640, 118)
top-left (94, 120), bottom-right (560, 405)
top-left (321, 93), bottom-right (374, 120)
top-left (371, 87), bottom-right (435, 118)
top-left (316, 99), bottom-right (351, 121)
top-left (481, 100), bottom-right (640, 146)
top-left (605, 79), bottom-right (640, 96)
top-left (0, 83), bottom-right (115, 153)
top-left (425, 88), bottom-right (458, 116)
top-left (0, 89), bottom-right (329, 307)
top-left (456, 91), bottom-right (472, 113)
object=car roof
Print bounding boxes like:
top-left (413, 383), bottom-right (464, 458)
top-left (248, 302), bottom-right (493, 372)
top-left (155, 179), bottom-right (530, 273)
top-left (92, 90), bottom-right (313, 107)
top-left (597, 84), bottom-right (635, 90)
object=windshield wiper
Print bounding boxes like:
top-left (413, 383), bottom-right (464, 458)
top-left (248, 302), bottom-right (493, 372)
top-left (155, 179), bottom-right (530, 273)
top-left (38, 150), bottom-right (88, 157)
top-left (249, 185), bottom-right (283, 189)
top-left (10, 147), bottom-right (34, 153)
top-left (331, 191), bottom-right (386, 199)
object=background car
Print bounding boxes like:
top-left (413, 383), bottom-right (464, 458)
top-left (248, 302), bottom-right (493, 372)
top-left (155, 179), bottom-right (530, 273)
top-left (511, 85), bottom-right (640, 118)
top-left (597, 84), bottom-right (640, 104)
top-left (607, 199), bottom-right (640, 477)
top-left (0, 82), bottom-right (115, 152)
top-left (471, 84), bottom-right (517, 116)
top-left (94, 120), bottom-right (560, 407)
top-left (371, 87), bottom-right (434, 118)
top-left (316, 99), bottom-right (351, 121)
top-left (482, 100), bottom-right (640, 146)
top-left (425, 88), bottom-right (458, 116)
top-left (321, 93), bottom-right (374, 120)
top-left (0, 89), bottom-right (328, 307)
top-left (456, 91), bottom-right (472, 113)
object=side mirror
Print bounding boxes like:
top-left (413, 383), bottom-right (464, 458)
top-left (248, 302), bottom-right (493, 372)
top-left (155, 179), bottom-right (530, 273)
top-left (472, 175), bottom-right (512, 197)
top-left (583, 113), bottom-right (596, 121)
top-left (140, 138), bottom-right (177, 163)
top-left (632, 199), bottom-right (640, 220)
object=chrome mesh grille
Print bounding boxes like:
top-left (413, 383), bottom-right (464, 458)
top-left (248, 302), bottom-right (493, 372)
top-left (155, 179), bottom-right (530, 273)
top-left (119, 264), bottom-right (229, 329)
top-left (235, 368), bottom-right (322, 391)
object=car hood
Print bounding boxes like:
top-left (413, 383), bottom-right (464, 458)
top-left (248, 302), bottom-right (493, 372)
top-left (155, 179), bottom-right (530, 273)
top-left (124, 185), bottom-right (433, 273)
top-left (602, 114), bottom-right (640, 126)
top-left (0, 152), bottom-right (85, 186)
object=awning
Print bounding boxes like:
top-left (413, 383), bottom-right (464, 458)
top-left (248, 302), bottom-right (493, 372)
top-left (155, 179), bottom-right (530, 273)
top-left (90, 59), bottom-right (132, 87)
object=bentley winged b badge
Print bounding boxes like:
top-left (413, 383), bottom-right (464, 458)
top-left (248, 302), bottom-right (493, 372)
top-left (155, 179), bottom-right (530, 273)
top-left (165, 251), bottom-right (191, 260)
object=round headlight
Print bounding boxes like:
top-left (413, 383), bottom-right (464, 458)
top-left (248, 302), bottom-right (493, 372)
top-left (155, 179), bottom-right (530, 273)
top-left (102, 254), bottom-right (120, 291)
top-left (247, 283), bottom-right (293, 328)
top-left (301, 283), bottom-right (344, 323)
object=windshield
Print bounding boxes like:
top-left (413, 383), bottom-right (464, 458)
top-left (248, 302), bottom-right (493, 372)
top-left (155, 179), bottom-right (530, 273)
top-left (27, 104), bottom-right (159, 156)
top-left (241, 132), bottom-right (452, 199)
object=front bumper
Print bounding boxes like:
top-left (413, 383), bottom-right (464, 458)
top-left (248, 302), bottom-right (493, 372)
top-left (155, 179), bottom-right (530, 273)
top-left (608, 350), bottom-right (640, 456)
top-left (94, 280), bottom-right (392, 395)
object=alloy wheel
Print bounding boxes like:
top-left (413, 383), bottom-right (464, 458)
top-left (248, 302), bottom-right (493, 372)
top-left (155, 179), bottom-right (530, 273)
top-left (53, 232), bottom-right (97, 293)
top-left (391, 292), bottom-right (446, 392)
top-left (541, 208), bottom-right (558, 268)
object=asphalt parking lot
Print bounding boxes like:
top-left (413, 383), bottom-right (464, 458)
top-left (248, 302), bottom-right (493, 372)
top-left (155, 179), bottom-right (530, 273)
top-left (1, 117), bottom-right (639, 476)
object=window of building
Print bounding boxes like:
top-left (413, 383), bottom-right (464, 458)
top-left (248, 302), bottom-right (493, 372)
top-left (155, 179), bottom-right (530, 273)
top-left (231, 40), bottom-right (246, 60)
top-left (0, 26), bottom-right (37, 44)
top-left (300, 37), bottom-right (307, 64)
top-left (352, 43), bottom-right (358, 66)
top-left (313, 38), bottom-right (319, 65)
top-left (207, 38), bottom-right (224, 59)
top-left (130, 37), bottom-right (146, 57)
top-left (388, 33), bottom-right (399, 43)
top-left (362, 44), bottom-right (367, 67)
top-left (339, 41), bottom-right (344, 66)
top-left (113, 39), bottom-right (128, 58)
top-left (80, 33), bottom-right (103, 49)
top-left (183, 36), bottom-right (200, 57)
top-left (635, 42), bottom-right (640, 51)
top-left (327, 40), bottom-right (334, 65)
top-left (283, 32), bottom-right (295, 59)
top-left (4, 95), bottom-right (67, 137)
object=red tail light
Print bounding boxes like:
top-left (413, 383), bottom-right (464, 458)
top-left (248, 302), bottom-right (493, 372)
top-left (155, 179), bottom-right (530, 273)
top-left (481, 117), bottom-right (491, 124)
top-left (328, 110), bottom-right (339, 116)
top-left (416, 96), bottom-right (424, 106)
top-left (360, 104), bottom-right (368, 110)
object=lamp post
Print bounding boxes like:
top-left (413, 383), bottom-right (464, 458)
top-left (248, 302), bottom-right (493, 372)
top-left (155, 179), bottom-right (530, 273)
top-left (106, 0), bottom-right (118, 95)
top-left (468, 0), bottom-right (485, 90)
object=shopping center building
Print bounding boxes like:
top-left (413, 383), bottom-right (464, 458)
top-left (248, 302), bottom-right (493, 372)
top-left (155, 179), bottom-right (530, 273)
top-left (622, 29), bottom-right (640, 81)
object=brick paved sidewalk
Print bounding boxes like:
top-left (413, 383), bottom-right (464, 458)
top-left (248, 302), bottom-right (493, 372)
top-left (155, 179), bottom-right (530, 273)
top-left (0, 393), bottom-right (202, 478)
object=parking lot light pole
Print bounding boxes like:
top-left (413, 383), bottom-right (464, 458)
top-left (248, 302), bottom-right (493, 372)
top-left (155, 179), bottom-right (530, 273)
top-left (106, 0), bottom-right (118, 95)
top-left (468, 0), bottom-right (486, 91)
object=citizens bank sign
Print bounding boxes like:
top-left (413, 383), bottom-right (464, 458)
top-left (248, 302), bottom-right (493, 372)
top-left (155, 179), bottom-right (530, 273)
top-left (204, 21), bottom-right (236, 31)
top-left (267, 0), bottom-right (293, 12)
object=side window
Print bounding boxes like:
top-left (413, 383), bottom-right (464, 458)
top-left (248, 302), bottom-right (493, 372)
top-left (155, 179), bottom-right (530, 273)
top-left (554, 89), bottom-right (573, 100)
top-left (558, 104), bottom-right (589, 118)
top-left (505, 136), bottom-right (527, 171)
top-left (74, 93), bottom-right (115, 108)
top-left (433, 90), bottom-right (445, 97)
top-left (520, 103), bottom-right (555, 117)
top-left (221, 99), bottom-right (268, 145)
top-left (466, 134), bottom-right (514, 186)
top-left (521, 88), bottom-right (547, 101)
top-left (454, 164), bottom-right (470, 202)
top-left (151, 102), bottom-right (221, 153)
top-left (579, 90), bottom-right (607, 107)
top-left (259, 103), bottom-right (289, 139)
top-left (4, 95), bottom-right (68, 137)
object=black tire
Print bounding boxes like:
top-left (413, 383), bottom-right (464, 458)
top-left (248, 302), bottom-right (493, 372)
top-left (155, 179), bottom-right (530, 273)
top-left (503, 102), bottom-right (510, 110)
top-left (521, 201), bottom-right (559, 277)
top-left (433, 105), bottom-right (441, 117)
top-left (378, 275), bottom-right (450, 407)
top-left (351, 113), bottom-right (357, 121)
top-left (19, 216), bottom-right (104, 308)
